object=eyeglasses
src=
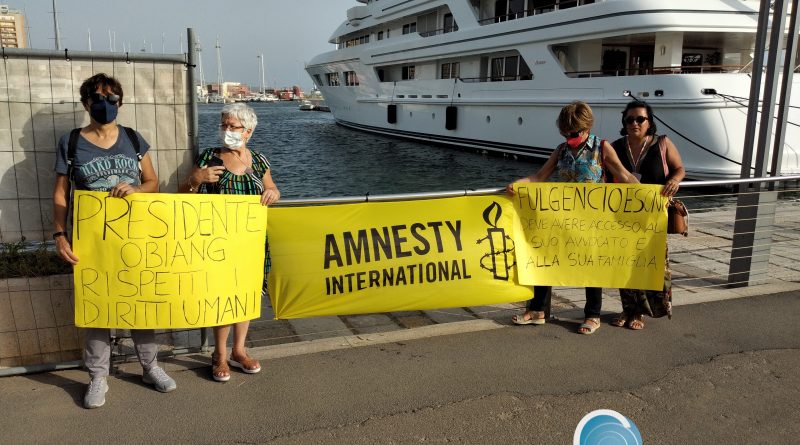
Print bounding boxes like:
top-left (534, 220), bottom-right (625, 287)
top-left (90, 93), bottom-right (120, 105)
top-left (219, 124), bottom-right (245, 131)
top-left (564, 131), bottom-right (581, 139)
top-left (624, 116), bottom-right (648, 125)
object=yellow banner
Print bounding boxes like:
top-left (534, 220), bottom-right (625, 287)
top-left (267, 196), bottom-right (532, 319)
top-left (71, 191), bottom-right (267, 328)
top-left (512, 183), bottom-right (668, 290)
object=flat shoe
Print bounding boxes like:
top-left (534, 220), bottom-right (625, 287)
top-left (578, 318), bottom-right (601, 335)
top-left (511, 313), bottom-right (546, 326)
top-left (229, 356), bottom-right (261, 374)
top-left (211, 355), bottom-right (231, 382)
top-left (610, 312), bottom-right (629, 328)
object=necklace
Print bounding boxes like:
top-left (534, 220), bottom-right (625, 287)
top-left (227, 148), bottom-right (254, 175)
top-left (626, 135), bottom-right (650, 173)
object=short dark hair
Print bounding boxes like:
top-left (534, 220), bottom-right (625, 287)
top-left (620, 100), bottom-right (657, 136)
top-left (79, 73), bottom-right (124, 106)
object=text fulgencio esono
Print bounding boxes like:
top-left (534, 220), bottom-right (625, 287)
top-left (323, 221), bottom-right (472, 295)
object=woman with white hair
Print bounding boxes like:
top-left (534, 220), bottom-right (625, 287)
top-left (180, 102), bottom-right (280, 381)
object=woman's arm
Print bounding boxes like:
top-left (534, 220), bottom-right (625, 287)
top-left (662, 137), bottom-right (685, 196)
top-left (260, 169), bottom-right (280, 206)
top-left (52, 174), bottom-right (78, 265)
top-left (505, 148), bottom-right (560, 195)
top-left (602, 142), bottom-right (640, 184)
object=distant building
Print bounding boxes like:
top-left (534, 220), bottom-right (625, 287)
top-left (207, 82), bottom-right (250, 99)
top-left (0, 5), bottom-right (26, 48)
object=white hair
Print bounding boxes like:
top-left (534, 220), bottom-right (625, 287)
top-left (221, 102), bottom-right (257, 131)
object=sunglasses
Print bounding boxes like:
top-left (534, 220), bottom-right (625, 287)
top-left (90, 93), bottom-right (120, 105)
top-left (624, 116), bottom-right (648, 125)
top-left (564, 131), bottom-right (581, 138)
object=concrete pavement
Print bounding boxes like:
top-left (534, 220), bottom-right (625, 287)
top-left (1, 291), bottom-right (799, 444)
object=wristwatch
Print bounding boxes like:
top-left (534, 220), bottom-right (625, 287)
top-left (52, 231), bottom-right (68, 239)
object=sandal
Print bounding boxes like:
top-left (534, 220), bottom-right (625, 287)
top-left (610, 312), bottom-right (630, 328)
top-left (578, 318), bottom-right (601, 335)
top-left (628, 315), bottom-right (645, 330)
top-left (511, 311), bottom-right (546, 326)
top-left (211, 354), bottom-right (231, 382)
top-left (229, 353), bottom-right (261, 374)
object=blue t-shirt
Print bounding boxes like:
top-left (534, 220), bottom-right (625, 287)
top-left (54, 126), bottom-right (150, 191)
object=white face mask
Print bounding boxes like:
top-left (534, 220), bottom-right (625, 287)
top-left (220, 129), bottom-right (244, 149)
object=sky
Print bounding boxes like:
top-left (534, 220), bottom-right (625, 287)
top-left (18, 0), bottom-right (356, 92)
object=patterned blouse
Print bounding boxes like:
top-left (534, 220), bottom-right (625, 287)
top-left (196, 147), bottom-right (271, 195)
top-left (556, 134), bottom-right (604, 183)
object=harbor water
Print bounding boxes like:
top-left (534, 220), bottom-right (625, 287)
top-left (198, 102), bottom-right (536, 199)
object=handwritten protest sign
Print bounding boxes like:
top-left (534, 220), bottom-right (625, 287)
top-left (71, 191), bottom-right (267, 328)
top-left (266, 196), bottom-right (532, 319)
top-left (512, 183), bottom-right (667, 290)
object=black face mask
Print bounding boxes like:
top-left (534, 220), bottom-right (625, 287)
top-left (89, 100), bottom-right (118, 124)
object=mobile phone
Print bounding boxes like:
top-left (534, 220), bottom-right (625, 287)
top-left (206, 156), bottom-right (224, 168)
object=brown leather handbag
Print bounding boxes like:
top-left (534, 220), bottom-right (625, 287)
top-left (659, 136), bottom-right (689, 236)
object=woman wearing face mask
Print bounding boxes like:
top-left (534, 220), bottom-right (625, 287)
top-left (505, 101), bottom-right (639, 335)
top-left (607, 100), bottom-right (685, 330)
top-left (53, 73), bottom-right (176, 409)
top-left (180, 102), bottom-right (279, 382)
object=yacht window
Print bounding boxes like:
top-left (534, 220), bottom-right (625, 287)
top-left (520, 59), bottom-right (533, 80)
top-left (443, 13), bottom-right (458, 33)
top-left (509, 0), bottom-right (525, 20)
top-left (312, 74), bottom-right (323, 87)
top-left (491, 57), bottom-right (504, 81)
top-left (531, 0), bottom-right (554, 14)
top-left (402, 22), bottom-right (417, 35)
top-left (345, 71), bottom-right (360, 86)
top-left (326, 72), bottom-right (340, 86)
top-left (494, 0), bottom-right (508, 22)
top-left (559, 1), bottom-right (578, 9)
top-left (402, 65), bottom-right (416, 80)
top-left (441, 62), bottom-right (460, 79)
top-left (378, 31), bottom-right (384, 40)
top-left (504, 57), bottom-right (518, 80)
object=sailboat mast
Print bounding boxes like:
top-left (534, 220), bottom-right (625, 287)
top-left (260, 53), bottom-right (266, 95)
top-left (215, 36), bottom-right (224, 97)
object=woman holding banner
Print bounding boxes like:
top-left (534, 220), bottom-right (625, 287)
top-left (53, 73), bottom-right (176, 409)
top-left (608, 100), bottom-right (685, 330)
top-left (180, 103), bottom-right (280, 382)
top-left (506, 101), bottom-right (639, 335)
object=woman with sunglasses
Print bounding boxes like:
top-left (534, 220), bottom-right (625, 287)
top-left (607, 100), bottom-right (685, 330)
top-left (53, 73), bottom-right (176, 408)
top-left (179, 102), bottom-right (280, 382)
top-left (506, 101), bottom-right (639, 335)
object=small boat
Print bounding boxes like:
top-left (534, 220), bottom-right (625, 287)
top-left (298, 100), bottom-right (315, 111)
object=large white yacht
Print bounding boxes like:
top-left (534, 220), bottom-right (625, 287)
top-left (306, 0), bottom-right (800, 179)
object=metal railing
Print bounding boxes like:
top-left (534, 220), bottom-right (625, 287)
top-left (565, 64), bottom-right (749, 78)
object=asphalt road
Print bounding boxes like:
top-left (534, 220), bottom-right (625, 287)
top-left (1, 292), bottom-right (799, 444)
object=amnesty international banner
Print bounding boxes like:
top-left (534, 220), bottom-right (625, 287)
top-left (512, 183), bottom-right (668, 290)
top-left (71, 191), bottom-right (267, 328)
top-left (267, 196), bottom-right (532, 319)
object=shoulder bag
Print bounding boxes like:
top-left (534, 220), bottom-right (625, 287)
top-left (659, 136), bottom-right (688, 236)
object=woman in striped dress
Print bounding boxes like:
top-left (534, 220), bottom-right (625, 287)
top-left (180, 103), bottom-right (280, 382)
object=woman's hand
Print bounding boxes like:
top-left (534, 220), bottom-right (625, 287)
top-left (505, 183), bottom-right (516, 196)
top-left (55, 236), bottom-right (79, 265)
top-left (109, 182), bottom-right (139, 198)
top-left (661, 179), bottom-right (680, 197)
top-left (197, 166), bottom-right (225, 184)
top-left (261, 187), bottom-right (280, 206)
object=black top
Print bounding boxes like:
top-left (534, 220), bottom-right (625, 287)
top-left (609, 135), bottom-right (667, 185)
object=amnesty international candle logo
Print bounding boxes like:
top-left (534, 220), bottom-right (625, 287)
top-left (477, 201), bottom-right (515, 281)
top-left (71, 191), bottom-right (267, 329)
top-left (266, 196), bottom-right (532, 319)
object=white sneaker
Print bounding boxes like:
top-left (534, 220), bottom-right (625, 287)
top-left (84, 377), bottom-right (108, 409)
top-left (142, 366), bottom-right (177, 393)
